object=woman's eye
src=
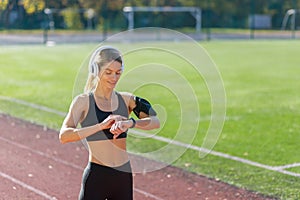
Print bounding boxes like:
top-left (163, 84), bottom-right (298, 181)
top-left (105, 70), bottom-right (121, 75)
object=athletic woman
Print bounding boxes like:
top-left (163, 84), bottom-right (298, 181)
top-left (59, 46), bottom-right (160, 200)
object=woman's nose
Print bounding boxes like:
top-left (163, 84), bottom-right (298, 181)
top-left (110, 73), bottom-right (118, 80)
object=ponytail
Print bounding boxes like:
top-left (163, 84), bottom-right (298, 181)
top-left (84, 74), bottom-right (98, 93)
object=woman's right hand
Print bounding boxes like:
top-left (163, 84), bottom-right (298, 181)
top-left (99, 115), bottom-right (127, 130)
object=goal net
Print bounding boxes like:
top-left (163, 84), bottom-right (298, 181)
top-left (123, 6), bottom-right (201, 33)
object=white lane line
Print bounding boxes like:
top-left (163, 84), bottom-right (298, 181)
top-left (134, 188), bottom-right (164, 200)
top-left (0, 171), bottom-right (56, 200)
top-left (129, 130), bottom-right (300, 178)
top-left (0, 136), bottom-right (164, 200)
top-left (1, 96), bottom-right (300, 178)
top-left (273, 163), bottom-right (300, 170)
top-left (0, 136), bottom-right (82, 171)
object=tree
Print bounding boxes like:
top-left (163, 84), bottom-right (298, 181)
top-left (79, 0), bottom-right (125, 36)
top-left (0, 0), bottom-right (9, 11)
top-left (23, 0), bottom-right (45, 14)
top-left (61, 6), bottom-right (83, 29)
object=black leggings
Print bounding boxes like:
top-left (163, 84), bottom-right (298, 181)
top-left (79, 162), bottom-right (133, 200)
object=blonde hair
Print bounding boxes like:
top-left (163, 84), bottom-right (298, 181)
top-left (84, 46), bottom-right (123, 93)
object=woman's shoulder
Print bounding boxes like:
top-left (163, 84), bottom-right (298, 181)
top-left (74, 93), bottom-right (90, 101)
top-left (71, 93), bottom-right (90, 108)
top-left (117, 91), bottom-right (135, 109)
top-left (117, 91), bottom-right (135, 102)
top-left (117, 91), bottom-right (134, 98)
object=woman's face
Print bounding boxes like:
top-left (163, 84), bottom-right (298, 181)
top-left (98, 61), bottom-right (123, 89)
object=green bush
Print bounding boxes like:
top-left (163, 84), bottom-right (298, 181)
top-left (61, 7), bottom-right (83, 29)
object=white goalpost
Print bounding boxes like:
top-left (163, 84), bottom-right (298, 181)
top-left (281, 8), bottom-right (299, 39)
top-left (123, 6), bottom-right (202, 33)
top-left (281, 9), bottom-right (299, 30)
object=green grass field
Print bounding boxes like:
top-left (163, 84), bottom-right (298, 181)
top-left (1, 40), bottom-right (300, 199)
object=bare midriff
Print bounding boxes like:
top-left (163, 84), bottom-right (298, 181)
top-left (88, 138), bottom-right (129, 167)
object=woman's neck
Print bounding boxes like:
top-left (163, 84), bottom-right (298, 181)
top-left (94, 86), bottom-right (114, 100)
top-left (93, 86), bottom-right (118, 111)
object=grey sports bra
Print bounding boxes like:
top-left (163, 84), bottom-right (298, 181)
top-left (81, 92), bottom-right (129, 141)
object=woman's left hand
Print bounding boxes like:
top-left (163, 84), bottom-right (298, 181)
top-left (110, 120), bottom-right (132, 139)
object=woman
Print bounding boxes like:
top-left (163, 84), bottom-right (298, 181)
top-left (59, 46), bottom-right (160, 200)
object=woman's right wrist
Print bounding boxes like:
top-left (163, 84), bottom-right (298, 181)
top-left (97, 123), bottom-right (103, 131)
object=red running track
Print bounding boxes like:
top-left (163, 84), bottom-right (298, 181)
top-left (0, 114), bottom-right (275, 200)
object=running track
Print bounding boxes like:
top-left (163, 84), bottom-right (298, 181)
top-left (0, 114), bottom-right (275, 199)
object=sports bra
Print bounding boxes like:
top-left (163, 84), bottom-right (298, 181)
top-left (80, 92), bottom-right (129, 141)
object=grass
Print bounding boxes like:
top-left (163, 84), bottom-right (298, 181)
top-left (1, 40), bottom-right (300, 199)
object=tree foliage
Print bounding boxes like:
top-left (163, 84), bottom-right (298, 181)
top-left (61, 7), bottom-right (83, 29)
top-left (23, 0), bottom-right (45, 14)
top-left (0, 0), bottom-right (9, 11)
top-left (1, 0), bottom-right (300, 29)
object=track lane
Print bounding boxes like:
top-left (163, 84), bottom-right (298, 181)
top-left (0, 114), bottom-right (275, 200)
top-left (0, 114), bottom-right (162, 200)
top-left (0, 137), bottom-right (81, 199)
top-left (0, 175), bottom-right (45, 200)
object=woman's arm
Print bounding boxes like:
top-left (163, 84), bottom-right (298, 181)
top-left (59, 95), bottom-right (93, 144)
top-left (59, 120), bottom-right (102, 144)
top-left (110, 114), bottom-right (160, 137)
top-left (59, 113), bottom-right (116, 144)
top-left (133, 116), bottom-right (160, 130)
top-left (59, 95), bottom-right (119, 144)
top-left (116, 92), bottom-right (160, 131)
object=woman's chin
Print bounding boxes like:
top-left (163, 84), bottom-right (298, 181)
top-left (108, 84), bottom-right (117, 89)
